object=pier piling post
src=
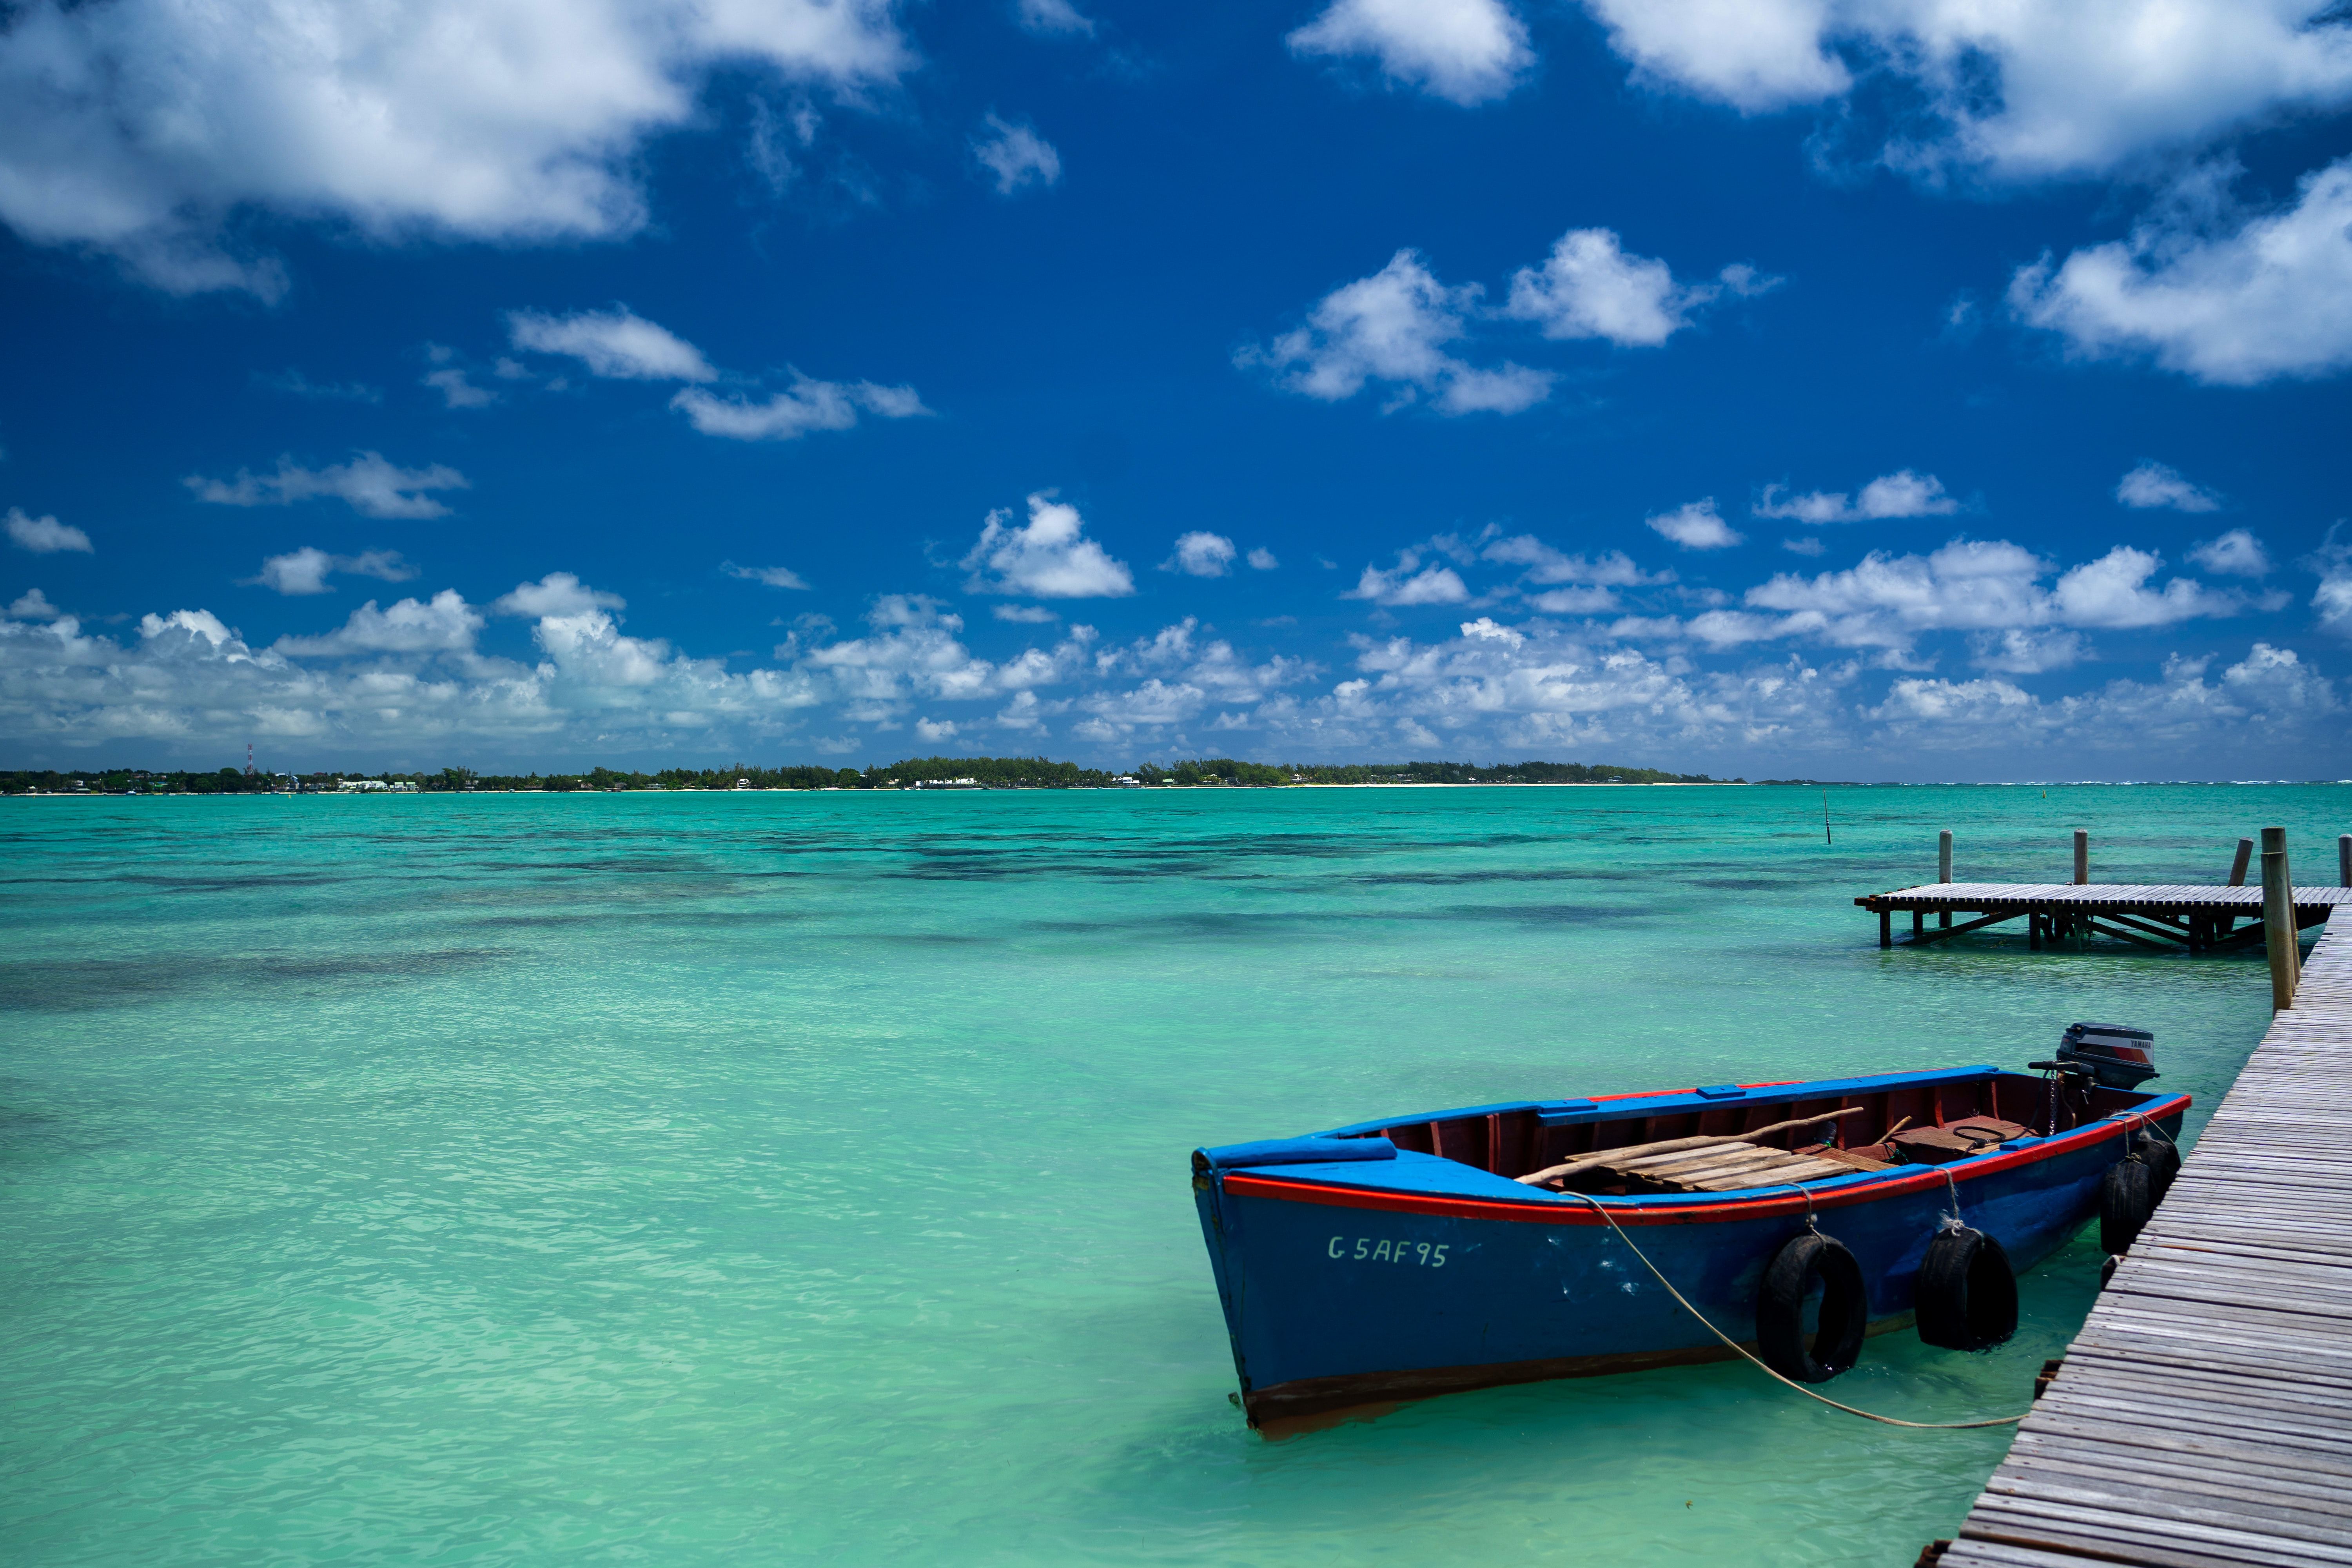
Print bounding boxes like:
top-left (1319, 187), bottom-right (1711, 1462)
top-left (2261, 826), bottom-right (2298, 1010)
top-left (2230, 838), bottom-right (2254, 886)
top-left (2340, 833), bottom-right (2350, 887)
top-left (1880, 909), bottom-right (1891, 949)
top-left (1938, 830), bottom-right (1953, 927)
top-left (2073, 829), bottom-right (2089, 885)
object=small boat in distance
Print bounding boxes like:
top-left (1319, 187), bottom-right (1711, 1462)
top-left (1191, 1060), bottom-right (2188, 1428)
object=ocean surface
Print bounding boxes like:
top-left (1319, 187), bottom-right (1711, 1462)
top-left (5, 782), bottom-right (2348, 1566)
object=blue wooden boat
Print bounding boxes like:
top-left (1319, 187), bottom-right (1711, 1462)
top-left (1191, 1063), bottom-right (2189, 1426)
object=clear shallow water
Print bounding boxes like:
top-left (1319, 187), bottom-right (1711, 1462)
top-left (4, 784), bottom-right (2348, 1566)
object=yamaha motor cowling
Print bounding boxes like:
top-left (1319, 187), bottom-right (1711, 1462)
top-left (2058, 1022), bottom-right (2158, 1089)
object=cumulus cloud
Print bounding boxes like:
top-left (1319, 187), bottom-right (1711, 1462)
top-left (2314, 529), bottom-right (2352, 639)
top-left (2188, 529), bottom-right (2271, 578)
top-left (1247, 548), bottom-right (1280, 570)
top-left (1735, 537), bottom-right (2250, 652)
top-left (275, 589), bottom-right (484, 655)
top-left (6, 507), bottom-right (92, 553)
top-left (1575, 0), bottom-right (2352, 182)
top-left (2010, 158), bottom-right (2352, 386)
top-left (993, 604), bottom-right (1059, 623)
top-left (7, 587), bottom-right (62, 619)
top-left (1504, 229), bottom-right (1778, 347)
top-left (1286, 0), bottom-right (1534, 107)
top-left (2117, 461), bottom-right (2222, 512)
top-left (1247, 234), bottom-right (1771, 416)
top-left (972, 114), bottom-right (1062, 194)
top-left (962, 493), bottom-right (1136, 598)
top-left (1016, 0), bottom-right (1096, 38)
top-left (508, 307), bottom-right (716, 381)
top-left (1165, 532), bottom-right (1237, 577)
top-left (493, 572), bottom-right (625, 619)
top-left (0, 0), bottom-right (912, 295)
top-left (1754, 470), bottom-right (1959, 524)
top-left (1243, 249), bottom-right (1552, 415)
top-left (252, 546), bottom-right (418, 595)
top-left (186, 453), bottom-right (468, 520)
top-left (1647, 499), bottom-right (1741, 550)
top-left (1970, 628), bottom-right (2086, 675)
top-left (1346, 550), bottom-right (1471, 606)
top-left (723, 562), bottom-right (813, 590)
top-left (671, 375), bottom-right (926, 441)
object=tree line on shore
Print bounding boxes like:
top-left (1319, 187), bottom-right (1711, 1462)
top-left (2, 755), bottom-right (1734, 795)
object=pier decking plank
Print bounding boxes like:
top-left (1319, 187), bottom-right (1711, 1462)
top-left (1939, 907), bottom-right (2352, 1568)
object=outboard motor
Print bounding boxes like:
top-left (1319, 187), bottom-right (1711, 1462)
top-left (2058, 1022), bottom-right (2158, 1089)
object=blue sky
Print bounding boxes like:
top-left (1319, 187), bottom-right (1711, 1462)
top-left (4, 0), bottom-right (2351, 779)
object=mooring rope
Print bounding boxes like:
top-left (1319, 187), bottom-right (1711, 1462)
top-left (1553, 1190), bottom-right (2031, 1430)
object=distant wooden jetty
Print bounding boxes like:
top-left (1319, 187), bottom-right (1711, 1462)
top-left (1930, 903), bottom-right (2352, 1568)
top-left (1858, 829), bottom-right (2352, 957)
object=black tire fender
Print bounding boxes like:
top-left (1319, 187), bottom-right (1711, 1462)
top-left (1756, 1232), bottom-right (1868, 1383)
top-left (2134, 1130), bottom-right (2181, 1201)
top-left (2101, 1157), bottom-right (2154, 1255)
top-left (1915, 1225), bottom-right (2018, 1351)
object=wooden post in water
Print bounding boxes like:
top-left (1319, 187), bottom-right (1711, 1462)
top-left (2073, 829), bottom-right (2089, 886)
top-left (1938, 829), bottom-right (1953, 927)
top-left (2261, 826), bottom-right (2298, 1010)
top-left (2220, 836), bottom-right (2254, 939)
top-left (2340, 833), bottom-right (2350, 887)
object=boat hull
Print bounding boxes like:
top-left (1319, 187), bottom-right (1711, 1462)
top-left (1194, 1102), bottom-right (2185, 1425)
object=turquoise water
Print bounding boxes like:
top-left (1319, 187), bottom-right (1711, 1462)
top-left (5, 784), bottom-right (2348, 1566)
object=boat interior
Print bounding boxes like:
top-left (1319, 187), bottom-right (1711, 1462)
top-left (1342, 1070), bottom-right (2168, 1196)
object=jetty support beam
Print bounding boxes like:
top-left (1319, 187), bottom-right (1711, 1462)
top-left (2261, 826), bottom-right (2298, 1009)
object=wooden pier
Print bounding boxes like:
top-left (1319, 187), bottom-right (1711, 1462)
top-left (1931, 904), bottom-right (2352, 1568)
top-left (1857, 884), bottom-right (2352, 953)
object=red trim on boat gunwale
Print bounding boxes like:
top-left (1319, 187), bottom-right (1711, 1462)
top-left (1220, 1094), bottom-right (2192, 1227)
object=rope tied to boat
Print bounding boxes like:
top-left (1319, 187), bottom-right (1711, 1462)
top-left (1554, 1190), bottom-right (2031, 1430)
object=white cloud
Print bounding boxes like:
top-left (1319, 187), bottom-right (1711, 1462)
top-left (1346, 551), bottom-right (1472, 606)
top-left (508, 307), bottom-right (716, 381)
top-left (2188, 528), bottom-right (2270, 578)
top-left (276, 589), bottom-right (484, 655)
top-left (1479, 534), bottom-right (1666, 586)
top-left (7, 586), bottom-right (61, 619)
top-left (1735, 537), bottom-right (2250, 652)
top-left (252, 547), bottom-right (417, 595)
top-left (186, 453), bottom-right (468, 520)
top-left (2052, 545), bottom-right (2241, 629)
top-left (723, 562), bottom-right (813, 590)
top-left (914, 717), bottom-right (959, 742)
top-left (993, 604), bottom-right (1059, 623)
top-left (672, 376), bottom-right (927, 441)
top-left (962, 493), bottom-right (1136, 598)
top-left (2311, 529), bottom-right (2352, 638)
top-left (423, 367), bottom-right (496, 409)
top-left (1244, 249), bottom-right (1552, 416)
top-left (2117, 461), bottom-right (2222, 512)
top-left (1287, 0), bottom-right (1534, 107)
top-left (493, 572), bottom-right (625, 619)
top-left (1016, 0), bottom-right (1096, 38)
top-left (1504, 229), bottom-right (1777, 347)
top-left (1575, 0), bottom-right (2352, 182)
top-left (1754, 470), bottom-right (1959, 524)
top-left (0, 0), bottom-right (913, 295)
top-left (6, 507), bottom-right (92, 553)
top-left (1782, 536), bottom-right (1826, 557)
top-left (1647, 499), bottom-right (1741, 550)
top-left (973, 114), bottom-right (1062, 195)
top-left (2011, 157), bottom-right (2352, 386)
top-left (1165, 532), bottom-right (1237, 577)
top-left (1970, 628), bottom-right (2085, 674)
top-left (1247, 548), bottom-right (1280, 571)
